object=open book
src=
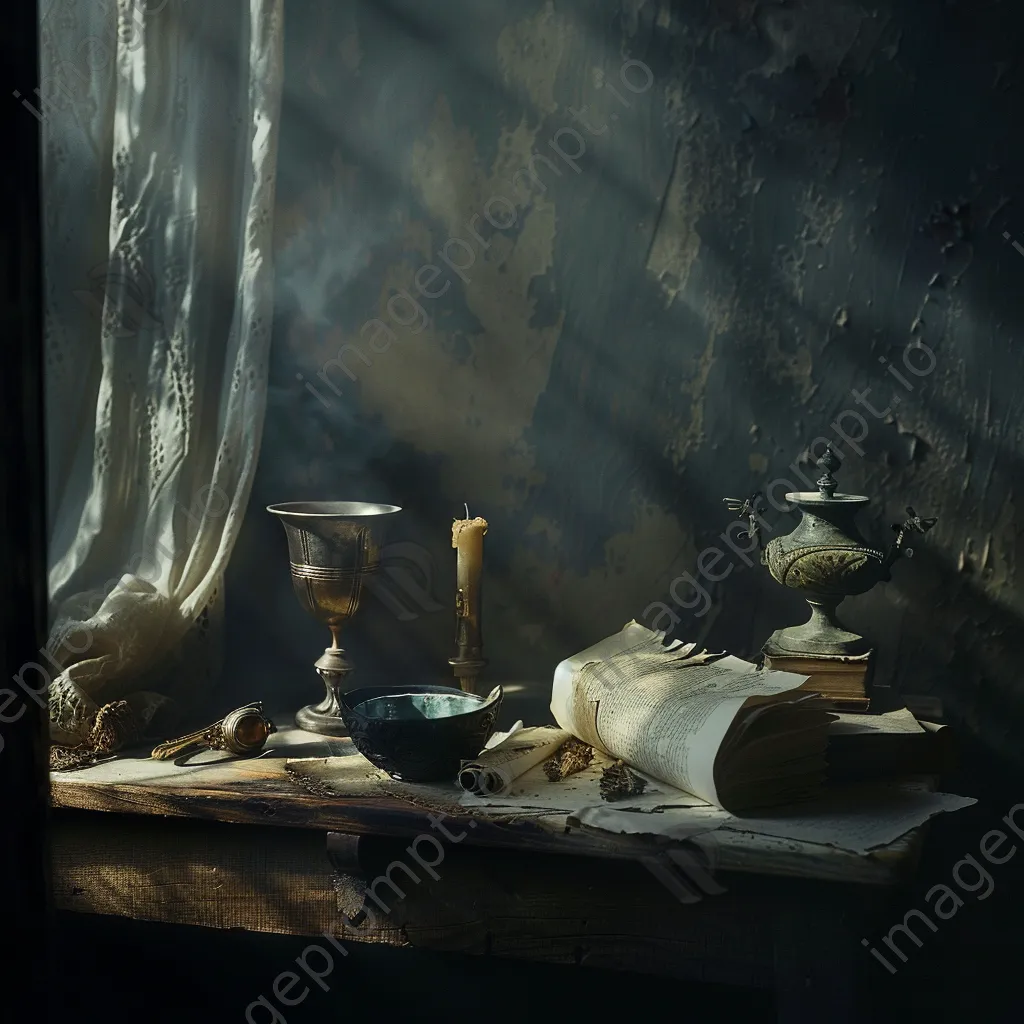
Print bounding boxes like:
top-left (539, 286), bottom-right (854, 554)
top-left (550, 621), bottom-right (837, 812)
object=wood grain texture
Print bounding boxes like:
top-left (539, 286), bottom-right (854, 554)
top-left (49, 727), bottom-right (913, 1002)
top-left (53, 812), bottom-right (364, 939)
top-left (50, 811), bottom-right (780, 988)
top-left (49, 728), bottom-right (924, 885)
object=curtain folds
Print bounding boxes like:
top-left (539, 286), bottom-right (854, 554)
top-left (40, 0), bottom-right (284, 745)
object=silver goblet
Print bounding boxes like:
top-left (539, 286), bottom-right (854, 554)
top-left (267, 501), bottom-right (401, 736)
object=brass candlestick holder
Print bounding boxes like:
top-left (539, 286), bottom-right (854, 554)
top-left (449, 586), bottom-right (486, 694)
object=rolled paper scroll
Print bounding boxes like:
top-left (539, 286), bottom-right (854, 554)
top-left (458, 725), bottom-right (571, 796)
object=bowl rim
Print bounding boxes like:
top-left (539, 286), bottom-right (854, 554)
top-left (267, 501), bottom-right (402, 518)
top-left (341, 684), bottom-right (502, 719)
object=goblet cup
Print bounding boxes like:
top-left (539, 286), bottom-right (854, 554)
top-left (267, 501), bottom-right (401, 736)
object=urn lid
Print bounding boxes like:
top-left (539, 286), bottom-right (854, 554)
top-left (785, 443), bottom-right (869, 507)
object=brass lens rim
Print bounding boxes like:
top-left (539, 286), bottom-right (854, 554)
top-left (222, 705), bottom-right (274, 755)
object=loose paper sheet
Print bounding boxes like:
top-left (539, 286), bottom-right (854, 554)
top-left (572, 784), bottom-right (976, 852)
top-left (718, 785), bottom-right (976, 852)
top-left (829, 707), bottom-right (925, 736)
top-left (285, 750), bottom-right (975, 853)
top-left (572, 804), bottom-right (730, 840)
top-left (550, 620), bottom-right (809, 805)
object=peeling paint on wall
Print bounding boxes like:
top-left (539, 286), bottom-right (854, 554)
top-left (507, 499), bottom-right (702, 653)
top-left (232, 0), bottom-right (1024, 768)
top-left (755, 0), bottom-right (866, 81)
top-left (664, 327), bottom-right (717, 468)
top-left (497, 0), bottom-right (572, 117)
top-left (347, 94), bottom-right (562, 509)
top-left (645, 86), bottom-right (718, 306)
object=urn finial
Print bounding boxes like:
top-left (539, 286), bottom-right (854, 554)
top-left (816, 443), bottom-right (842, 500)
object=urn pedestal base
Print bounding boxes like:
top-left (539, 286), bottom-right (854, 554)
top-left (766, 599), bottom-right (871, 658)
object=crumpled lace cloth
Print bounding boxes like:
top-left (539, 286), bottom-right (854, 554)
top-left (46, 574), bottom-right (219, 750)
top-left (49, 699), bottom-right (142, 772)
top-left (40, 0), bottom-right (283, 746)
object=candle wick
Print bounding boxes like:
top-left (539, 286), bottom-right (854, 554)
top-left (464, 502), bottom-right (470, 519)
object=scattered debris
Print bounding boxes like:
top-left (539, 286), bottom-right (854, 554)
top-left (599, 760), bottom-right (648, 802)
top-left (543, 737), bottom-right (594, 781)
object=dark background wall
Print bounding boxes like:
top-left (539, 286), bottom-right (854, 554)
top-left (225, 0), bottom-right (1024, 771)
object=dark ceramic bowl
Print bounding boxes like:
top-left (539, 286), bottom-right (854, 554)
top-left (338, 683), bottom-right (503, 782)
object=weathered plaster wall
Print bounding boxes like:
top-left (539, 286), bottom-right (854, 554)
top-left (226, 0), bottom-right (1024, 765)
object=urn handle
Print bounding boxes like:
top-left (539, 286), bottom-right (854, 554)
top-left (885, 505), bottom-right (938, 568)
top-left (722, 492), bottom-right (766, 551)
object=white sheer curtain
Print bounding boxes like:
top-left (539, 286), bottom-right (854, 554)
top-left (39, 0), bottom-right (284, 746)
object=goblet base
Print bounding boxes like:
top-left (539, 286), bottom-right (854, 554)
top-left (295, 702), bottom-right (350, 737)
top-left (293, 643), bottom-right (355, 736)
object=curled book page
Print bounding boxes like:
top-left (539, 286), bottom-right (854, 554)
top-left (550, 620), bottom-right (835, 811)
top-left (458, 726), bottom-right (571, 796)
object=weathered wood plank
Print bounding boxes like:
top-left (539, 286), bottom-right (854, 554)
top-left (50, 810), bottom-right (779, 988)
top-left (49, 728), bottom-right (923, 885)
top-left (53, 811), bottom-right (355, 939)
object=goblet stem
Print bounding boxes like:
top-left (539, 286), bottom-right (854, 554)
top-left (327, 623), bottom-right (342, 651)
top-left (295, 625), bottom-right (355, 736)
top-left (316, 630), bottom-right (353, 703)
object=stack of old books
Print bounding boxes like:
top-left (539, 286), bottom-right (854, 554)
top-left (759, 642), bottom-right (955, 782)
top-left (825, 707), bottom-right (956, 784)
top-left (761, 639), bottom-right (872, 710)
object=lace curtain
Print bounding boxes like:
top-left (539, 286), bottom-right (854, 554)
top-left (39, 0), bottom-right (284, 747)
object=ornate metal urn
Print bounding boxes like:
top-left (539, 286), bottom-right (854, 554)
top-left (725, 444), bottom-right (936, 657)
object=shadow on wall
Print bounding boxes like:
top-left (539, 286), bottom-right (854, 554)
top-left (222, 0), bottom-right (1024, 766)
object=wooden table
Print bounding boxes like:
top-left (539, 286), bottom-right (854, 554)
top-left (50, 727), bottom-right (926, 1022)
